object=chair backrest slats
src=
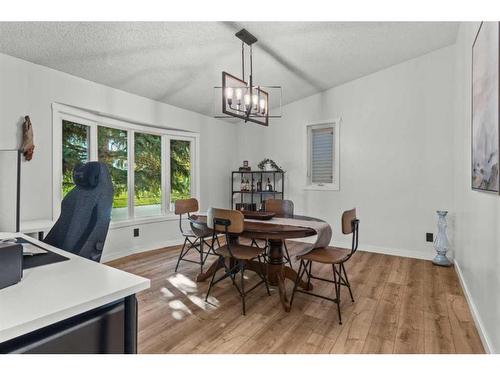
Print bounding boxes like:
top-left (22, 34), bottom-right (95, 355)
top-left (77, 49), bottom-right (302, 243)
top-left (341, 208), bottom-right (357, 234)
top-left (207, 208), bottom-right (244, 234)
top-left (175, 198), bottom-right (199, 215)
top-left (340, 208), bottom-right (359, 259)
top-left (264, 199), bottom-right (294, 217)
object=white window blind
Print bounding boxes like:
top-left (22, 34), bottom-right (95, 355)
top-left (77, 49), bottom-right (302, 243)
top-left (311, 127), bottom-right (334, 184)
top-left (306, 120), bottom-right (340, 191)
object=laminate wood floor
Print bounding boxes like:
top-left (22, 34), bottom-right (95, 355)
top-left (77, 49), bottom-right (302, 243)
top-left (107, 242), bottom-right (484, 354)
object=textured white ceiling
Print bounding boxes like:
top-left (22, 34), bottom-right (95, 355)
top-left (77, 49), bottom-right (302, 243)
top-left (0, 22), bottom-right (459, 116)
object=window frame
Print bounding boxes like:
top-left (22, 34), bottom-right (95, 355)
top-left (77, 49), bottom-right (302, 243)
top-left (305, 119), bottom-right (340, 191)
top-left (52, 103), bottom-right (200, 226)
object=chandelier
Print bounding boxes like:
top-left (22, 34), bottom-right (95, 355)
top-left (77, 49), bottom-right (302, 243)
top-left (215, 29), bottom-right (282, 126)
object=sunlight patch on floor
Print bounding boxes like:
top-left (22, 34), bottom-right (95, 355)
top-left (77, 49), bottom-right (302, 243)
top-left (160, 287), bottom-right (175, 298)
top-left (188, 294), bottom-right (219, 310)
top-left (166, 272), bottom-right (220, 312)
top-left (168, 273), bottom-right (198, 294)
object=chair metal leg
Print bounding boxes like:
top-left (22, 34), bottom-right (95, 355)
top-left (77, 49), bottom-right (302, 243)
top-left (228, 265), bottom-right (238, 288)
top-left (306, 261), bottom-right (312, 290)
top-left (342, 263), bottom-right (355, 302)
top-left (283, 241), bottom-right (293, 268)
top-left (202, 238), bottom-right (213, 264)
top-left (205, 256), bottom-right (223, 302)
top-left (240, 263), bottom-right (246, 315)
top-left (209, 236), bottom-right (218, 253)
top-left (257, 255), bottom-right (271, 296)
top-left (290, 259), bottom-right (306, 309)
top-left (332, 264), bottom-right (342, 324)
top-left (199, 237), bottom-right (204, 274)
top-left (175, 237), bottom-right (189, 272)
top-left (207, 255), bottom-right (270, 316)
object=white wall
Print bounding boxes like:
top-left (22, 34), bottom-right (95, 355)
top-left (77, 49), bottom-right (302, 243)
top-left (453, 22), bottom-right (500, 353)
top-left (0, 52), bottom-right (238, 261)
top-left (238, 46), bottom-right (456, 260)
top-left (1, 25), bottom-right (497, 352)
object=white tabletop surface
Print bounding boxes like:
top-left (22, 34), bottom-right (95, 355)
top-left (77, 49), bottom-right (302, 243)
top-left (0, 232), bottom-right (150, 343)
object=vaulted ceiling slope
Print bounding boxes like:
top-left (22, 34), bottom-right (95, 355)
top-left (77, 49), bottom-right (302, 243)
top-left (0, 22), bottom-right (458, 116)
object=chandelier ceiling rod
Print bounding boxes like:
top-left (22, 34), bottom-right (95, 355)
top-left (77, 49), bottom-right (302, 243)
top-left (241, 42), bottom-right (245, 81)
top-left (235, 29), bottom-right (260, 121)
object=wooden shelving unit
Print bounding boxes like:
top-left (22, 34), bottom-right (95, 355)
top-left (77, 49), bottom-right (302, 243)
top-left (231, 170), bottom-right (285, 211)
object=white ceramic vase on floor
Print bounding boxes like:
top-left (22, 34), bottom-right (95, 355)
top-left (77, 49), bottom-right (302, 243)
top-left (432, 210), bottom-right (452, 267)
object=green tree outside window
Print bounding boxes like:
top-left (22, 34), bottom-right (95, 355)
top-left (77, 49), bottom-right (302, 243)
top-left (62, 121), bottom-right (89, 197)
top-left (61, 121), bottom-right (192, 216)
top-left (170, 139), bottom-right (191, 203)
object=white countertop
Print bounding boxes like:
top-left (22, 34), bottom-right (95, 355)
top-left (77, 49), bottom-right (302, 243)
top-left (0, 232), bottom-right (150, 343)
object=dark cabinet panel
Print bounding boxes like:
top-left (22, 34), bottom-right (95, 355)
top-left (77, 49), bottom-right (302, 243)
top-left (0, 296), bottom-right (136, 354)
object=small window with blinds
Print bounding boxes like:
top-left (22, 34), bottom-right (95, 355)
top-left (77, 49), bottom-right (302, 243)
top-left (306, 120), bottom-right (340, 190)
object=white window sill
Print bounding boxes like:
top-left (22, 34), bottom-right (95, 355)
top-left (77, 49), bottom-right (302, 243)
top-left (109, 214), bottom-right (178, 229)
top-left (304, 184), bottom-right (339, 191)
top-left (22, 214), bottom-right (183, 233)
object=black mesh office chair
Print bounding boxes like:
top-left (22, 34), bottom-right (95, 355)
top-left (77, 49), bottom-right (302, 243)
top-left (44, 162), bottom-right (113, 262)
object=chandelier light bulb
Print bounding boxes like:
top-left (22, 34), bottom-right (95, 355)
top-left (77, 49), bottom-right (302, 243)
top-left (244, 93), bottom-right (251, 106)
top-left (252, 94), bottom-right (258, 110)
top-left (225, 87), bottom-right (233, 106)
top-left (260, 98), bottom-right (266, 114)
top-left (235, 88), bottom-right (242, 100)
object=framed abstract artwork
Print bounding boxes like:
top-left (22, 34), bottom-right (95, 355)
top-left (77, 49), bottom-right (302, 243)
top-left (472, 22), bottom-right (500, 193)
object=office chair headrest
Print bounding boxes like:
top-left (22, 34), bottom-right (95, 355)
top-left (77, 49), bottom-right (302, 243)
top-left (73, 162), bottom-right (101, 189)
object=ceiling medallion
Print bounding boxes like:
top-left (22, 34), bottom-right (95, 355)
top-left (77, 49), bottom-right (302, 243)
top-left (214, 29), bottom-right (282, 126)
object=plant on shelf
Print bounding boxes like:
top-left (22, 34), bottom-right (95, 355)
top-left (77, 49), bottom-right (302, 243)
top-left (257, 158), bottom-right (284, 172)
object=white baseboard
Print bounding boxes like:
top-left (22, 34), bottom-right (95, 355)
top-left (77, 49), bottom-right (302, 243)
top-left (102, 234), bottom-right (225, 263)
top-left (353, 243), bottom-right (435, 261)
top-left (454, 260), bottom-right (494, 354)
top-left (106, 238), bottom-right (434, 266)
top-left (288, 239), bottom-right (435, 261)
top-left (101, 239), bottom-right (183, 263)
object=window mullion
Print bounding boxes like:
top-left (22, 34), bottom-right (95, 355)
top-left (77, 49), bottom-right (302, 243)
top-left (163, 136), bottom-right (171, 213)
top-left (190, 139), bottom-right (195, 199)
top-left (90, 125), bottom-right (98, 161)
top-left (128, 130), bottom-right (135, 219)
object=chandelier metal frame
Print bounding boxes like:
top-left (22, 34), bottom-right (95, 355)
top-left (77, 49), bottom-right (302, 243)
top-left (214, 28), bottom-right (282, 126)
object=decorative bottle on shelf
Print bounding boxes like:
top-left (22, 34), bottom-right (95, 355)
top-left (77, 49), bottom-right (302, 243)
top-left (266, 178), bottom-right (273, 192)
top-left (240, 178), bottom-right (245, 192)
top-left (245, 179), bottom-right (250, 192)
top-left (256, 179), bottom-right (262, 192)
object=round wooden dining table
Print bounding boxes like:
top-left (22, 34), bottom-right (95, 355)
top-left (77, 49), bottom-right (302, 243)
top-left (189, 214), bottom-right (322, 312)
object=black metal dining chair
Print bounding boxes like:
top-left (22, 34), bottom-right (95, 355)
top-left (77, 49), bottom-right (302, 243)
top-left (290, 208), bottom-right (359, 324)
top-left (205, 207), bottom-right (270, 315)
top-left (174, 198), bottom-right (219, 273)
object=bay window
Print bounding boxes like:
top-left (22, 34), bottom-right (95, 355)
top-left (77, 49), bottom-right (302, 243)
top-left (54, 104), bottom-right (199, 223)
